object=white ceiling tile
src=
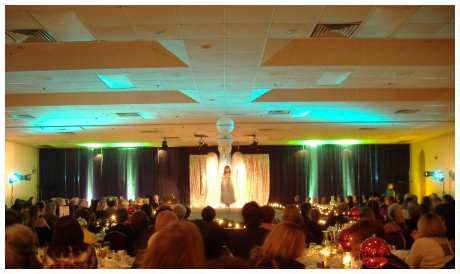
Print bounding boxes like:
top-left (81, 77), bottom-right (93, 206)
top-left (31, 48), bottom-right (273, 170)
top-left (226, 54), bottom-right (261, 67)
top-left (184, 39), bottom-right (225, 54)
top-left (133, 81), bottom-right (166, 90)
top-left (134, 25), bottom-right (182, 40)
top-left (124, 6), bottom-right (178, 25)
top-left (6, 11), bottom-right (44, 29)
top-left (354, 6), bottom-right (420, 38)
top-left (225, 39), bottom-right (265, 54)
top-left (193, 70), bottom-right (225, 80)
top-left (176, 6), bottom-right (224, 24)
top-left (188, 54), bottom-right (224, 67)
top-left (226, 24), bottom-right (270, 38)
top-left (319, 6), bottom-right (375, 24)
top-left (226, 6), bottom-right (274, 23)
top-left (268, 23), bottom-right (316, 39)
top-left (77, 7), bottom-right (131, 27)
top-left (225, 70), bottom-right (257, 79)
top-left (410, 6), bottom-right (455, 24)
top-left (128, 72), bottom-right (164, 81)
top-left (225, 78), bottom-right (254, 87)
top-left (180, 24), bottom-right (225, 39)
top-left (433, 24), bottom-right (455, 39)
top-left (272, 6), bottom-right (324, 23)
top-left (393, 23), bottom-right (447, 39)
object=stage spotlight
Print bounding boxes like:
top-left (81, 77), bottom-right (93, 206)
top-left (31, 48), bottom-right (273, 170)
top-left (198, 137), bottom-right (208, 150)
top-left (251, 137), bottom-right (258, 149)
top-left (161, 139), bottom-right (168, 150)
top-left (8, 172), bottom-right (32, 184)
top-left (424, 171), bottom-right (444, 181)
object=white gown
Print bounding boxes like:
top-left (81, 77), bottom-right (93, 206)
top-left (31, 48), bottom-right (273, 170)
top-left (220, 175), bottom-right (236, 205)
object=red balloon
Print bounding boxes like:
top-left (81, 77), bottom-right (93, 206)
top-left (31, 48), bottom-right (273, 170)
top-left (359, 236), bottom-right (390, 268)
top-left (348, 207), bottom-right (361, 221)
top-left (337, 227), bottom-right (352, 251)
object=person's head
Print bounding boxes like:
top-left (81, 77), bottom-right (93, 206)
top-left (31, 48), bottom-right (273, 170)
top-left (260, 205), bottom-right (276, 224)
top-left (73, 207), bottom-right (91, 224)
top-left (411, 194), bottom-right (418, 203)
top-left (385, 195), bottom-right (396, 206)
top-left (432, 196), bottom-right (442, 208)
top-left (251, 221), bottom-right (306, 267)
top-left (140, 221), bottom-right (205, 268)
top-left (337, 195), bottom-right (344, 203)
top-left (153, 195), bottom-right (159, 202)
top-left (184, 206), bottom-right (191, 219)
top-left (69, 197), bottom-right (79, 206)
top-left (442, 194), bottom-right (454, 204)
top-left (299, 202), bottom-right (312, 219)
top-left (28, 205), bottom-right (41, 223)
top-left (312, 196), bottom-right (319, 204)
top-left (282, 204), bottom-right (303, 225)
top-left (309, 208), bottom-right (321, 222)
top-left (50, 216), bottom-right (85, 256)
top-left (77, 199), bottom-right (88, 208)
top-left (242, 201), bottom-right (262, 228)
top-left (406, 201), bottom-right (421, 219)
top-left (417, 212), bottom-right (446, 238)
top-left (224, 165), bottom-right (231, 175)
top-left (387, 183), bottom-right (394, 189)
top-left (320, 196), bottom-right (327, 203)
top-left (6, 209), bottom-right (22, 227)
top-left (201, 206), bottom-right (216, 221)
top-left (305, 196), bottom-right (311, 203)
top-left (294, 195), bottom-right (300, 202)
top-left (172, 204), bottom-right (187, 220)
top-left (396, 193), bottom-right (404, 203)
top-left (130, 210), bottom-right (149, 232)
top-left (366, 199), bottom-right (381, 216)
top-left (115, 208), bottom-right (129, 223)
top-left (107, 199), bottom-right (116, 208)
top-left (346, 195), bottom-right (353, 204)
top-left (420, 196), bottom-right (433, 214)
top-left (140, 203), bottom-right (153, 218)
top-left (348, 217), bottom-right (385, 257)
top-left (5, 224), bottom-right (41, 269)
top-left (387, 203), bottom-right (404, 224)
top-left (26, 197), bottom-right (35, 207)
top-left (155, 210), bottom-right (178, 232)
top-left (97, 200), bottom-right (107, 211)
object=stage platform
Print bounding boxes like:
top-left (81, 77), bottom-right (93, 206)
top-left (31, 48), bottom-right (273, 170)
top-left (187, 207), bottom-right (284, 222)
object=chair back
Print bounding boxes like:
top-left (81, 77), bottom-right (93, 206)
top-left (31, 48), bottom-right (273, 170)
top-left (46, 262), bottom-right (81, 269)
top-left (221, 245), bottom-right (234, 257)
top-left (385, 232), bottom-right (406, 250)
top-left (103, 231), bottom-right (128, 251)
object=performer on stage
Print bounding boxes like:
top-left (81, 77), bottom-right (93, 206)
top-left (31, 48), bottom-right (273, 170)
top-left (221, 165), bottom-right (236, 210)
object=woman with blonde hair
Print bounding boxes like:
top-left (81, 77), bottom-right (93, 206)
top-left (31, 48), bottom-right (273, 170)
top-left (140, 221), bottom-right (205, 268)
top-left (405, 212), bottom-right (454, 268)
top-left (251, 221), bottom-right (306, 268)
top-left (282, 204), bottom-right (304, 226)
top-left (95, 200), bottom-right (108, 219)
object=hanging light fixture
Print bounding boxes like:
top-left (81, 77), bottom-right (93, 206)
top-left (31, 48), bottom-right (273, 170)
top-left (251, 137), bottom-right (258, 149)
top-left (198, 137), bottom-right (208, 150)
top-left (161, 139), bottom-right (168, 150)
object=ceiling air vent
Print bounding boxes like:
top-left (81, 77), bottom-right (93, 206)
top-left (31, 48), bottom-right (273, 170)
top-left (268, 110), bottom-right (290, 115)
top-left (11, 114), bottom-right (36, 119)
top-left (395, 109), bottom-right (420, 114)
top-left (6, 29), bottom-right (57, 43)
top-left (116, 112), bottom-right (141, 117)
top-left (310, 23), bottom-right (361, 38)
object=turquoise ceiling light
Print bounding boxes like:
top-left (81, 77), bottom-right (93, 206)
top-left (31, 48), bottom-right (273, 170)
top-left (97, 74), bottom-right (136, 89)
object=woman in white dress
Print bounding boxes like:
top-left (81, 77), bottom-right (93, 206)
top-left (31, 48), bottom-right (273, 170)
top-left (221, 165), bottom-right (236, 210)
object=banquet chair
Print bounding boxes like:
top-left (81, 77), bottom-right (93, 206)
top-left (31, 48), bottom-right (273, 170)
top-left (46, 262), bottom-right (81, 269)
top-left (385, 232), bottom-right (406, 250)
top-left (103, 231), bottom-right (128, 252)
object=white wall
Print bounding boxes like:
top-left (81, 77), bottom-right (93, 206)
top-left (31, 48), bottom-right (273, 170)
top-left (410, 133), bottom-right (455, 199)
top-left (5, 141), bottom-right (39, 207)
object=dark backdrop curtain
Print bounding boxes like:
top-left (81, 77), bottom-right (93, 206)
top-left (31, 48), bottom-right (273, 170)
top-left (39, 145), bottom-right (409, 205)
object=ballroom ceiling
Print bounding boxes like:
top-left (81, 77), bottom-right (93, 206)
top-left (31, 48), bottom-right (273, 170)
top-left (4, 5), bottom-right (455, 148)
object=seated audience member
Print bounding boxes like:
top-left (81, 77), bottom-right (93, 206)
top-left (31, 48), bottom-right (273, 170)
top-left (419, 196), bottom-right (433, 214)
top-left (259, 205), bottom-right (276, 231)
top-left (346, 195), bottom-right (354, 210)
top-left (5, 224), bottom-right (43, 269)
top-left (76, 217), bottom-right (96, 244)
top-left (11, 201), bottom-right (27, 224)
top-left (95, 200), bottom-right (109, 219)
top-left (384, 203), bottom-right (405, 234)
top-left (251, 221), bottom-right (306, 269)
top-left (42, 215), bottom-right (97, 269)
top-left (405, 201), bottom-right (421, 232)
top-left (225, 201), bottom-right (269, 259)
top-left (43, 202), bottom-right (59, 228)
top-left (6, 209), bottom-right (22, 227)
top-left (324, 203), bottom-right (349, 228)
top-left (282, 204), bottom-right (304, 226)
top-left (320, 196), bottom-right (327, 205)
top-left (28, 204), bottom-right (51, 246)
top-left (147, 210), bottom-right (179, 248)
top-left (434, 200), bottom-right (455, 248)
top-left (396, 193), bottom-right (404, 205)
top-left (172, 203), bottom-right (187, 221)
top-left (366, 199), bottom-right (385, 224)
top-left (127, 210), bottom-right (150, 255)
top-left (151, 194), bottom-right (161, 209)
top-left (106, 207), bottom-right (131, 236)
top-left (299, 202), bottom-right (312, 225)
top-left (77, 199), bottom-right (89, 208)
top-left (348, 217), bottom-right (410, 269)
top-left (194, 206), bottom-right (226, 259)
top-left (140, 203), bottom-right (155, 226)
top-left (405, 212), bottom-right (454, 268)
top-left (139, 221), bottom-right (205, 268)
top-left (312, 196), bottom-right (319, 205)
top-left (306, 208), bottom-right (324, 245)
top-left (293, 195), bottom-right (301, 205)
top-left (380, 195), bottom-right (396, 220)
top-left (336, 195), bottom-right (344, 203)
top-left (184, 206), bottom-right (191, 220)
top-left (74, 207), bottom-right (97, 244)
top-left (105, 199), bottom-right (117, 216)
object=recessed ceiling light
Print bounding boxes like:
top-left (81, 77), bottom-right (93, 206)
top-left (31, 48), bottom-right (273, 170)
top-left (97, 74), bottom-right (136, 89)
